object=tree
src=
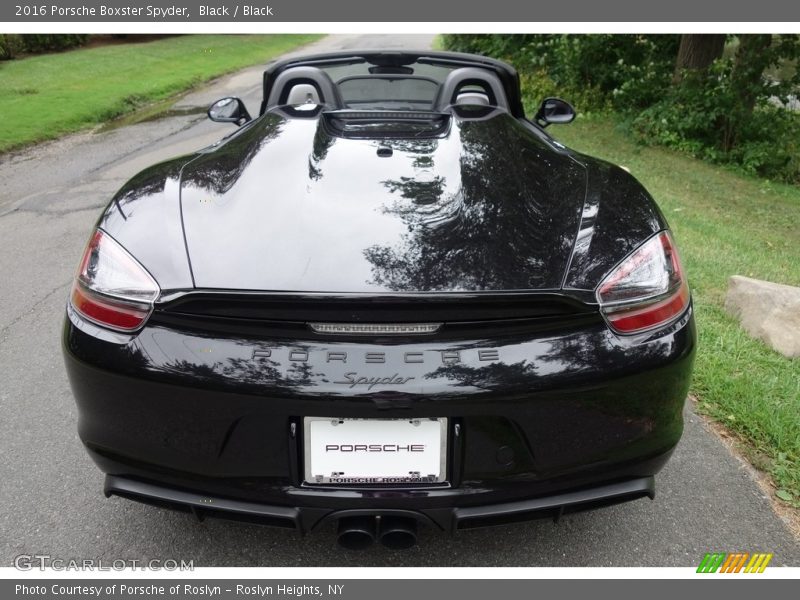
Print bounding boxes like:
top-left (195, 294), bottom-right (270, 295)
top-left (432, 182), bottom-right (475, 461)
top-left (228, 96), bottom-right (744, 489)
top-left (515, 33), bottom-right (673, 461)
top-left (731, 35), bottom-right (774, 114)
top-left (672, 34), bottom-right (726, 82)
top-left (721, 34), bottom-right (774, 151)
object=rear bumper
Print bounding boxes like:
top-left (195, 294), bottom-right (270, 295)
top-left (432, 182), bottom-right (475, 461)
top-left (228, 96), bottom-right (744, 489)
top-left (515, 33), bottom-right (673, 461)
top-left (64, 302), bottom-right (695, 526)
top-left (104, 473), bottom-right (656, 534)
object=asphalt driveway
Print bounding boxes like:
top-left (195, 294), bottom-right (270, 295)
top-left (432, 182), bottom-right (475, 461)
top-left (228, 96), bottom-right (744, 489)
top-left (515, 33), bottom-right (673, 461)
top-left (0, 33), bottom-right (797, 567)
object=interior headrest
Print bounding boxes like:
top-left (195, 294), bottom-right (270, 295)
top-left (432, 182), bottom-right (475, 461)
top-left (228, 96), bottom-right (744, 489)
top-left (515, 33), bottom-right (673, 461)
top-left (456, 91), bottom-right (490, 106)
top-left (285, 83), bottom-right (321, 105)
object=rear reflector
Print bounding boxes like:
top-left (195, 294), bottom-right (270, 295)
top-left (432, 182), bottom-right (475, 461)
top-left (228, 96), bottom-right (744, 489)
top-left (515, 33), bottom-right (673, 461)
top-left (603, 281), bottom-right (689, 334)
top-left (69, 229), bottom-right (159, 332)
top-left (597, 231), bottom-right (690, 335)
top-left (70, 283), bottom-right (152, 332)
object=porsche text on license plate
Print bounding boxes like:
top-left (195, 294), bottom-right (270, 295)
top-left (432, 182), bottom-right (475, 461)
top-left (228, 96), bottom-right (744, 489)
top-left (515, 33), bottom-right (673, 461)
top-left (303, 417), bottom-right (447, 485)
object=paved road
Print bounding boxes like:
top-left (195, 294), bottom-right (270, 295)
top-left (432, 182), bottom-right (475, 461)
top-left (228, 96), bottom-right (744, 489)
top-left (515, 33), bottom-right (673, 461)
top-left (0, 34), bottom-right (797, 568)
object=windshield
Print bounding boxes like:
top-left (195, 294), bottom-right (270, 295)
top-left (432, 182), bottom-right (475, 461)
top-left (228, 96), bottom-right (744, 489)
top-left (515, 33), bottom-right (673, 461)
top-left (317, 60), bottom-right (457, 110)
top-left (336, 76), bottom-right (440, 110)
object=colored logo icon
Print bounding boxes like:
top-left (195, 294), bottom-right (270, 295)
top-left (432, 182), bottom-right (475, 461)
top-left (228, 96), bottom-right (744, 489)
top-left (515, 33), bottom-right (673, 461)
top-left (697, 552), bottom-right (773, 573)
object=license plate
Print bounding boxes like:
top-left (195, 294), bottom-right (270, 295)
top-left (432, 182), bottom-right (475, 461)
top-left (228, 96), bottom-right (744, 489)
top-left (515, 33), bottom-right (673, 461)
top-left (303, 417), bottom-right (447, 485)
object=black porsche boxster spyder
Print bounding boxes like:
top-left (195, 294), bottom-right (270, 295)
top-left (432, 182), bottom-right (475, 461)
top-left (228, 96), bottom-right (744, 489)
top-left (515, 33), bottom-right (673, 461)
top-left (63, 50), bottom-right (695, 550)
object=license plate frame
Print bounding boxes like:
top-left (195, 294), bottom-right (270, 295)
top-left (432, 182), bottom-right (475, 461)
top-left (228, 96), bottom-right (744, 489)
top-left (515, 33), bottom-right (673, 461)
top-left (302, 417), bottom-right (448, 486)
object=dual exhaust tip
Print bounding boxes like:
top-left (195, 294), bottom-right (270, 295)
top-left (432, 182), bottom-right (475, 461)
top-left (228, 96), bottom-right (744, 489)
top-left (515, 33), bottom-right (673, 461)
top-left (337, 515), bottom-right (418, 550)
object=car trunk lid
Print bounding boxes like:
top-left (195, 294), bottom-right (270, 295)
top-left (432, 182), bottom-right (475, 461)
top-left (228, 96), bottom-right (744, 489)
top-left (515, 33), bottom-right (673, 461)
top-left (178, 109), bottom-right (586, 294)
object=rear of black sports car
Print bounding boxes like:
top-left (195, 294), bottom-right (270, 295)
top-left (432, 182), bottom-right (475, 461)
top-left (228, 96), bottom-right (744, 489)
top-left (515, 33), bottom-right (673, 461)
top-left (63, 51), bottom-right (695, 549)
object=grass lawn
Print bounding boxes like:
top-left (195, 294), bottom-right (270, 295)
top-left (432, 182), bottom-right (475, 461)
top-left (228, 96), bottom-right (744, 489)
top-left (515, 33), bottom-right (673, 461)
top-left (549, 115), bottom-right (800, 507)
top-left (0, 34), bottom-right (322, 152)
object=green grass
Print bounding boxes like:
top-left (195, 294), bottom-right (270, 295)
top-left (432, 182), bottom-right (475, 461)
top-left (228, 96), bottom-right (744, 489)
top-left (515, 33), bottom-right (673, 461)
top-left (0, 34), bottom-right (322, 152)
top-left (549, 115), bottom-right (800, 507)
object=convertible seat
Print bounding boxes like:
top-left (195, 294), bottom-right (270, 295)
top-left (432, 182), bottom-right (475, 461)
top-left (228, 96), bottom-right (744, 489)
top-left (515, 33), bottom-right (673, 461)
top-left (266, 66), bottom-right (345, 109)
top-left (434, 67), bottom-right (509, 111)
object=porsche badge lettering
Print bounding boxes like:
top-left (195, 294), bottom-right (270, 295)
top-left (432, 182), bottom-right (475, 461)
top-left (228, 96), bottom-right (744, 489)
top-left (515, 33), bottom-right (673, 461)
top-left (251, 348), bottom-right (500, 365)
top-left (334, 372), bottom-right (415, 390)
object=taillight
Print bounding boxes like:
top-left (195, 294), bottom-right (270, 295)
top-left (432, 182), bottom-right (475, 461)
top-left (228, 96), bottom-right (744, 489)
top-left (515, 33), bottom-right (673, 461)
top-left (596, 231), bottom-right (690, 335)
top-left (69, 230), bottom-right (159, 332)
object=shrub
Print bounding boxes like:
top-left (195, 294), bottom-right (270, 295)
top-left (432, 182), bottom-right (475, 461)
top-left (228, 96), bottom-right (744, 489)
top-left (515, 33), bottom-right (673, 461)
top-left (633, 40), bottom-right (800, 183)
top-left (519, 70), bottom-right (609, 116)
top-left (442, 34), bottom-right (678, 112)
top-left (526, 35), bottom-right (679, 110)
top-left (20, 34), bottom-right (89, 53)
top-left (441, 34), bottom-right (539, 60)
top-left (0, 34), bottom-right (89, 60)
top-left (0, 34), bottom-right (24, 60)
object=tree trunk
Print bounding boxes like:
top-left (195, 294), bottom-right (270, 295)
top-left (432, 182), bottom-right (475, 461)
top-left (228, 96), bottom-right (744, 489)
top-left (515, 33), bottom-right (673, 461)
top-left (720, 34), bottom-right (773, 152)
top-left (673, 34), bottom-right (726, 82)
top-left (732, 34), bottom-right (773, 114)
